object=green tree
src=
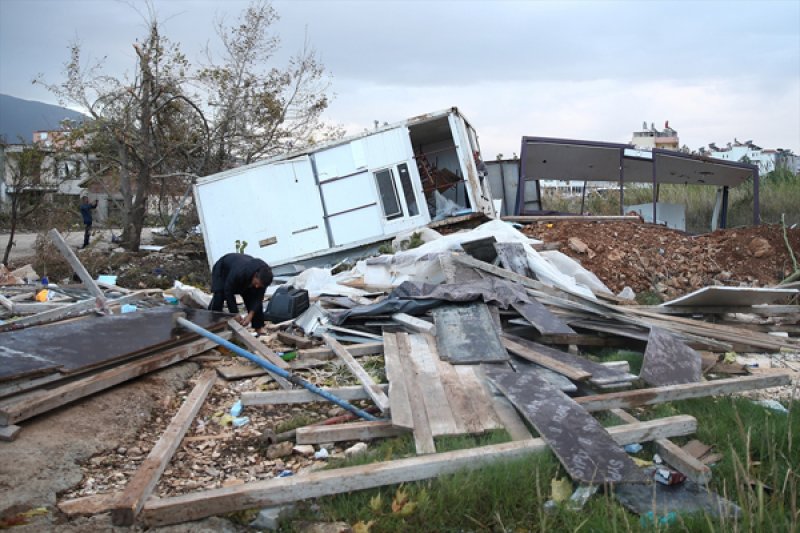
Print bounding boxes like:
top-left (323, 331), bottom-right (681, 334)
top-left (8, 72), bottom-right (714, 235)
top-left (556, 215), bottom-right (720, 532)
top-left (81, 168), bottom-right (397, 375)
top-left (2, 145), bottom-right (49, 265)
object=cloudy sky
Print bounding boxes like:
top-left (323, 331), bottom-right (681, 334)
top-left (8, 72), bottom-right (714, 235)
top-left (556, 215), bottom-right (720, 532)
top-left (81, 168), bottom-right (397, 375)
top-left (1, 0), bottom-right (798, 157)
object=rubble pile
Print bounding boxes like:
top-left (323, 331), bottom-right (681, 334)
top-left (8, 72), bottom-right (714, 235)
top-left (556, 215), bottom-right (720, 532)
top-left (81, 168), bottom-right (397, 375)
top-left (523, 221), bottom-right (800, 298)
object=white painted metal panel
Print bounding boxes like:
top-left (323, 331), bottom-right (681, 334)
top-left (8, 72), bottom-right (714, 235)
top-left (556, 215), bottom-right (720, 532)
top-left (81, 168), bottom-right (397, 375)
top-left (315, 144), bottom-right (361, 183)
top-left (327, 206), bottom-right (385, 245)
top-left (362, 128), bottom-right (410, 169)
top-left (320, 172), bottom-right (376, 214)
top-left (197, 158), bottom-right (328, 266)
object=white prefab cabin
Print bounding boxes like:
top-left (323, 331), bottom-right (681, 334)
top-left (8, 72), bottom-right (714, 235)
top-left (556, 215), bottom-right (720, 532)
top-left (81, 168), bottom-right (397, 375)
top-left (195, 107), bottom-right (496, 268)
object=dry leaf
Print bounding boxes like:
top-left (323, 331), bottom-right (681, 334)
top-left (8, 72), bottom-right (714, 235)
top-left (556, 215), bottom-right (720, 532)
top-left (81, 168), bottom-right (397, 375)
top-left (353, 520), bottom-right (375, 533)
top-left (391, 487), bottom-right (409, 513)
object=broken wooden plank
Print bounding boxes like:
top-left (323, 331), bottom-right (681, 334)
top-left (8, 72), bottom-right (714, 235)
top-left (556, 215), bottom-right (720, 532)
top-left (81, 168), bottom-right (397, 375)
top-left (512, 299), bottom-right (576, 336)
top-left (228, 320), bottom-right (292, 389)
top-left (228, 320), bottom-right (290, 370)
top-left (452, 364), bottom-right (503, 432)
top-left (0, 424), bottom-right (21, 441)
top-left (406, 333), bottom-right (460, 435)
top-left (48, 228), bottom-right (108, 312)
top-left (501, 215), bottom-right (642, 223)
top-left (0, 334), bottom-right (227, 426)
top-left (322, 333), bottom-right (390, 413)
top-left (382, 332), bottom-right (413, 429)
top-left (433, 303), bottom-right (508, 364)
top-left (500, 336), bottom-right (591, 382)
top-left (276, 331), bottom-right (314, 349)
top-left (241, 385), bottom-right (385, 406)
top-left (112, 370), bottom-right (216, 525)
top-left (504, 333), bottom-right (635, 385)
top-left (574, 374), bottom-right (792, 413)
top-left (140, 415), bottom-right (697, 526)
top-left (393, 332), bottom-right (435, 454)
top-left (391, 313), bottom-right (436, 336)
top-left (216, 363), bottom-right (268, 381)
top-left (296, 420), bottom-right (408, 444)
top-left (297, 342), bottom-right (383, 362)
top-left (489, 369), bottom-right (648, 483)
top-left (0, 293), bottom-right (144, 332)
top-left (611, 409), bottom-right (711, 484)
top-left (640, 327), bottom-right (702, 386)
top-left (58, 493), bottom-right (119, 517)
top-left (454, 254), bottom-right (544, 292)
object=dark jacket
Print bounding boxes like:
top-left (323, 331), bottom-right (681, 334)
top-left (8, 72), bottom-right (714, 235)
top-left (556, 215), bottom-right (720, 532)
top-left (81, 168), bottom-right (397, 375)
top-left (210, 253), bottom-right (268, 314)
top-left (80, 202), bottom-right (97, 225)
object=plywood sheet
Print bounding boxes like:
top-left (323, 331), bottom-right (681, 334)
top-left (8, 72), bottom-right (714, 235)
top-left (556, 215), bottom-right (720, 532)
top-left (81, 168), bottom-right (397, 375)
top-left (503, 334), bottom-right (635, 385)
top-left (433, 303), bottom-right (508, 364)
top-left (640, 327), bottom-right (702, 387)
top-left (662, 286), bottom-right (798, 307)
top-left (0, 307), bottom-right (230, 382)
top-left (489, 368), bottom-right (647, 484)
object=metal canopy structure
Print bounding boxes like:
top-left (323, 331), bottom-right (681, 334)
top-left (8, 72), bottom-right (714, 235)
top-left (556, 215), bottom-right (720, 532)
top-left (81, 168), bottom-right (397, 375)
top-left (517, 136), bottom-right (761, 227)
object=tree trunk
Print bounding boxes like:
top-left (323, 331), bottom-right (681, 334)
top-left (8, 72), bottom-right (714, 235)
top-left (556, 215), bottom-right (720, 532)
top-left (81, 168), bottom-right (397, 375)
top-left (2, 201), bottom-right (18, 266)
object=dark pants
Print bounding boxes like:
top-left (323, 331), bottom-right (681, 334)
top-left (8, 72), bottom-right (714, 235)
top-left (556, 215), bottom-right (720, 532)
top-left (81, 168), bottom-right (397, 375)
top-left (83, 223), bottom-right (92, 247)
top-left (209, 291), bottom-right (265, 329)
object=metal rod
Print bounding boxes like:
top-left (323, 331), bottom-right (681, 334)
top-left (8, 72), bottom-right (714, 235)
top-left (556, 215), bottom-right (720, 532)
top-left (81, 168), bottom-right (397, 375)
top-left (175, 316), bottom-right (381, 421)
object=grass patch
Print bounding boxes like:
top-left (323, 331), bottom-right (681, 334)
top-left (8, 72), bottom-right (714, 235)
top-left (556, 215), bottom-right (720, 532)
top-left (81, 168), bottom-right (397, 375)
top-left (589, 348), bottom-right (645, 375)
top-left (285, 395), bottom-right (798, 532)
top-left (273, 414), bottom-right (317, 434)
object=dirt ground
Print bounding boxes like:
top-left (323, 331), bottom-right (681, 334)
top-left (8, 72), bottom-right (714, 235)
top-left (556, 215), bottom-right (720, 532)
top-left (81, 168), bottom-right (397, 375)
top-left (523, 221), bottom-right (800, 299)
top-left (0, 362), bottom-right (246, 531)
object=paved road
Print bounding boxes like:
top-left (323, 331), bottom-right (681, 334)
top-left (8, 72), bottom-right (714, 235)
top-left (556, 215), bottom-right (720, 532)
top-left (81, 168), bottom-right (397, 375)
top-left (1, 228), bottom-right (159, 263)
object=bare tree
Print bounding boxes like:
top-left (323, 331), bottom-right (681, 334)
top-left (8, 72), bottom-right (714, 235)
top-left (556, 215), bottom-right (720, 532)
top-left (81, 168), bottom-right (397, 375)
top-left (199, 0), bottom-right (342, 173)
top-left (39, 18), bottom-right (208, 251)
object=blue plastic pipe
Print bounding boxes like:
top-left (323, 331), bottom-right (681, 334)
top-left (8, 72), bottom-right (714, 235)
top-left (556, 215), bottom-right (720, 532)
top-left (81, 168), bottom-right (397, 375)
top-left (176, 316), bottom-right (380, 422)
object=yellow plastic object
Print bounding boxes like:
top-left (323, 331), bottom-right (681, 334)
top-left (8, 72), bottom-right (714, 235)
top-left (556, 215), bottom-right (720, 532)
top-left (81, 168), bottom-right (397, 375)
top-left (35, 290), bottom-right (48, 302)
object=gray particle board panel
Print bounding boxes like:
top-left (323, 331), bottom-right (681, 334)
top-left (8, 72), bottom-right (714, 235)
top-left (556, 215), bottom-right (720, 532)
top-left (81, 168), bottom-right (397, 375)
top-left (488, 368), bottom-right (647, 484)
top-left (615, 468), bottom-right (741, 518)
top-left (512, 299), bottom-right (576, 335)
top-left (640, 327), bottom-right (702, 387)
top-left (494, 242), bottom-right (535, 278)
top-left (484, 360), bottom-right (577, 393)
top-left (662, 286), bottom-right (798, 307)
top-left (433, 303), bottom-right (509, 364)
top-left (0, 307), bottom-right (230, 382)
top-left (502, 333), bottom-right (636, 385)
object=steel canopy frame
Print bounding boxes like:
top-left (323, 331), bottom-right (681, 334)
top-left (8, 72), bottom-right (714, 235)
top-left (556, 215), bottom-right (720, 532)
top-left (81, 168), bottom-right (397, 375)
top-left (517, 136), bottom-right (760, 227)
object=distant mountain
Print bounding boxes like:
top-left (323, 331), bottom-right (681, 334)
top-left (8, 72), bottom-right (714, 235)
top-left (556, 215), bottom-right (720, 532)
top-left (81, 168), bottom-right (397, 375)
top-left (0, 94), bottom-right (87, 144)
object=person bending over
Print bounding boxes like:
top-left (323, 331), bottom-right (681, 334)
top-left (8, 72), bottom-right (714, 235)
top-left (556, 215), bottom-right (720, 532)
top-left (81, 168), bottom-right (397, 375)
top-left (208, 253), bottom-right (272, 333)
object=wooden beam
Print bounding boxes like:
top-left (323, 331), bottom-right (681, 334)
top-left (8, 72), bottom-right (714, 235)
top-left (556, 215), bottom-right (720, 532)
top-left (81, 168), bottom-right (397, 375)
top-left (297, 342), bottom-right (383, 362)
top-left (140, 416), bottom-right (697, 526)
top-left (240, 385), bottom-right (386, 406)
top-left (48, 229), bottom-right (108, 312)
top-left (0, 294), bottom-right (16, 311)
top-left (575, 374), bottom-right (792, 413)
top-left (610, 409), bottom-right (711, 484)
top-left (227, 320), bottom-right (292, 390)
top-left (322, 334), bottom-right (390, 413)
top-left (0, 424), bottom-right (21, 441)
top-left (296, 420), bottom-right (408, 444)
top-left (391, 313), bottom-right (436, 335)
top-left (0, 293), bottom-right (144, 332)
top-left (395, 332), bottom-right (436, 454)
top-left (454, 254), bottom-right (544, 292)
top-left (500, 337), bottom-right (591, 381)
top-left (501, 215), bottom-right (642, 223)
top-left (0, 334), bottom-right (227, 426)
top-left (112, 370), bottom-right (216, 525)
top-left (636, 304), bottom-right (800, 316)
top-left (58, 493), bottom-right (119, 517)
top-left (276, 331), bottom-right (314, 349)
top-left (382, 332), bottom-right (413, 430)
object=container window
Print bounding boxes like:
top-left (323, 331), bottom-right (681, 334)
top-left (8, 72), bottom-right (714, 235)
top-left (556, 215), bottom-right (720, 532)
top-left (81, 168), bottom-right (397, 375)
top-left (396, 163), bottom-right (419, 217)
top-left (374, 168), bottom-right (403, 220)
